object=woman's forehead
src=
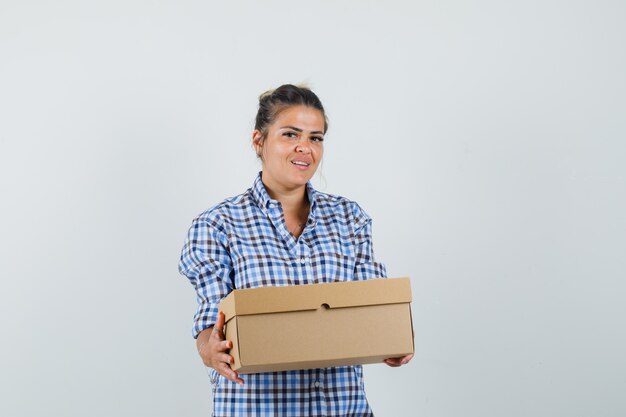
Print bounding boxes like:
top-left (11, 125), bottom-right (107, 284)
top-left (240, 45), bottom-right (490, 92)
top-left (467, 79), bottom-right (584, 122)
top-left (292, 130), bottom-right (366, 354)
top-left (273, 106), bottom-right (325, 132)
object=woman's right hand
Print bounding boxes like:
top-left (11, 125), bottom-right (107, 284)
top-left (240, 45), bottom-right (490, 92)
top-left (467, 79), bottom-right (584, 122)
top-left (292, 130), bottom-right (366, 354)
top-left (196, 311), bottom-right (244, 385)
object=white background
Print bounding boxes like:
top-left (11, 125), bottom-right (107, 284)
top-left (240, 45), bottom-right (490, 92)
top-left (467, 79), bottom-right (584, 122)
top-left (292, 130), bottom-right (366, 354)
top-left (1, 1), bottom-right (625, 416)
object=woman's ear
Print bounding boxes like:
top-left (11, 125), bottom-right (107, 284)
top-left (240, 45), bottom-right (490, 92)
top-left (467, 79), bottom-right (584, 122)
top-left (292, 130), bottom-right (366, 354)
top-left (252, 130), bottom-right (264, 157)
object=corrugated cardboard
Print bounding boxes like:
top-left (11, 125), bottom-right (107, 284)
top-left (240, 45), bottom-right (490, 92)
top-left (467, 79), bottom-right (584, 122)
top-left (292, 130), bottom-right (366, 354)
top-left (218, 277), bottom-right (414, 374)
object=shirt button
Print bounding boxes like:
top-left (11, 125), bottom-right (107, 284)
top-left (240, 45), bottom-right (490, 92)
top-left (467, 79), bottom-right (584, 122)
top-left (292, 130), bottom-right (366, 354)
top-left (300, 257), bottom-right (307, 265)
top-left (313, 381), bottom-right (320, 388)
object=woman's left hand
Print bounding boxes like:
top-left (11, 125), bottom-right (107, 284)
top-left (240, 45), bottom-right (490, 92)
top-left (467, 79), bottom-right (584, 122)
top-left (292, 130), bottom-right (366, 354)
top-left (384, 353), bottom-right (414, 367)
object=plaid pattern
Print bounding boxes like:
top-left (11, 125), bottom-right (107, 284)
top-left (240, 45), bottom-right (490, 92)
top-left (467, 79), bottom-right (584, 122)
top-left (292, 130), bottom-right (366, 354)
top-left (179, 173), bottom-right (387, 416)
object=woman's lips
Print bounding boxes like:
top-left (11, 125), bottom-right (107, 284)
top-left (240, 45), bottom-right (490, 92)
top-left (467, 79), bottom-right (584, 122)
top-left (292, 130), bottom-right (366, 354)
top-left (291, 160), bottom-right (310, 169)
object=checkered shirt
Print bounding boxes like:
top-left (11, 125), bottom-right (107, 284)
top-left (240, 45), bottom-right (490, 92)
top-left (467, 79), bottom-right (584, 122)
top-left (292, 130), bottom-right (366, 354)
top-left (179, 173), bottom-right (387, 417)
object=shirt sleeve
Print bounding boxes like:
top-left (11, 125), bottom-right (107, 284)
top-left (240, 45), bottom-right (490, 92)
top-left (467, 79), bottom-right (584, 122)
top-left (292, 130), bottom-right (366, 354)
top-left (351, 204), bottom-right (387, 280)
top-left (178, 216), bottom-right (234, 339)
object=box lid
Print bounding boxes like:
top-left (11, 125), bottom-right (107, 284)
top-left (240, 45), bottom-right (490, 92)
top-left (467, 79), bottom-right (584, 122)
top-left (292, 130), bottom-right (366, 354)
top-left (219, 277), bottom-right (411, 321)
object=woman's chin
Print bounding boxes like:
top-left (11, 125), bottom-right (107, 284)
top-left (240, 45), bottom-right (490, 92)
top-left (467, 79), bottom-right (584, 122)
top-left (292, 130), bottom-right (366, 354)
top-left (291, 171), bottom-right (315, 186)
top-left (263, 168), bottom-right (316, 190)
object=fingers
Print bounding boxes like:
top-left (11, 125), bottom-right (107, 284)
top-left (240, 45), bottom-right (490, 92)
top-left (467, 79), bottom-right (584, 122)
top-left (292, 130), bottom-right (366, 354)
top-left (384, 353), bottom-right (414, 367)
top-left (206, 312), bottom-right (244, 385)
top-left (216, 352), bottom-right (234, 365)
top-left (215, 311), bottom-right (225, 328)
top-left (199, 339), bottom-right (231, 366)
top-left (208, 347), bottom-right (243, 385)
top-left (217, 362), bottom-right (245, 385)
top-left (384, 358), bottom-right (403, 367)
top-left (212, 311), bottom-right (226, 339)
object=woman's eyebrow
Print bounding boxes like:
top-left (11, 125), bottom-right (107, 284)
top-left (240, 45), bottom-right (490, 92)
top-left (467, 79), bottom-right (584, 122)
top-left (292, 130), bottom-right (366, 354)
top-left (280, 125), bottom-right (324, 135)
top-left (280, 125), bottom-right (303, 132)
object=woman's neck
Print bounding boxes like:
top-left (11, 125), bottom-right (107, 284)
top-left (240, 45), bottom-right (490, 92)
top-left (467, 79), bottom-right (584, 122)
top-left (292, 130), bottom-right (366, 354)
top-left (265, 183), bottom-right (308, 214)
top-left (262, 176), bottom-right (310, 238)
top-left (261, 172), bottom-right (309, 212)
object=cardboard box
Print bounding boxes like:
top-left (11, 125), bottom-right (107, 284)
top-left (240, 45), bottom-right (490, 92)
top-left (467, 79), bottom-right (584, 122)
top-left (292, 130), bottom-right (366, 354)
top-left (218, 277), bottom-right (414, 374)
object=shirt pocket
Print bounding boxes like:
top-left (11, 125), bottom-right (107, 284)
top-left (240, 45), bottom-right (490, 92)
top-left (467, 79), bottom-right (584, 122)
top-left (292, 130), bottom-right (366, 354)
top-left (232, 253), bottom-right (295, 289)
top-left (310, 251), bottom-right (356, 283)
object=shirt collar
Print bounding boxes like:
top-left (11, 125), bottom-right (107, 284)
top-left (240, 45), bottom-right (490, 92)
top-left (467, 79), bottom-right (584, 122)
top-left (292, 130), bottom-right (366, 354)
top-left (251, 172), bottom-right (318, 220)
top-left (251, 172), bottom-right (274, 209)
top-left (305, 180), bottom-right (318, 222)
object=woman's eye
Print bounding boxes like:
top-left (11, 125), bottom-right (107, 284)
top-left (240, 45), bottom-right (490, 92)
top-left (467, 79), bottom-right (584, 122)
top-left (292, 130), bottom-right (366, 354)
top-left (283, 132), bottom-right (297, 138)
top-left (312, 137), bottom-right (324, 142)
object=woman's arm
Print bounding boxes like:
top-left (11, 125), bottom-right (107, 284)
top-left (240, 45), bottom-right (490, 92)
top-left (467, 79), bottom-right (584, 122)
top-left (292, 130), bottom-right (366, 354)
top-left (179, 216), bottom-right (244, 379)
top-left (179, 217), bottom-right (234, 338)
top-left (351, 204), bottom-right (413, 367)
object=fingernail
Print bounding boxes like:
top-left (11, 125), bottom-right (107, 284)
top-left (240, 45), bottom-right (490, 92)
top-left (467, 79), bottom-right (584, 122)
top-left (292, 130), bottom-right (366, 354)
top-left (401, 359), bottom-right (407, 365)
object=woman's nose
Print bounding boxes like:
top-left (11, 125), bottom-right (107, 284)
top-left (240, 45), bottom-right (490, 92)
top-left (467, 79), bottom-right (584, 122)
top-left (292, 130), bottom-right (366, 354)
top-left (296, 142), bottom-right (311, 154)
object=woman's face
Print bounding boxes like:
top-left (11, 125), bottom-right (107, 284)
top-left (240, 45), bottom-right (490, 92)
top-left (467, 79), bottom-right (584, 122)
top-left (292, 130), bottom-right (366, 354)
top-left (253, 105), bottom-right (325, 192)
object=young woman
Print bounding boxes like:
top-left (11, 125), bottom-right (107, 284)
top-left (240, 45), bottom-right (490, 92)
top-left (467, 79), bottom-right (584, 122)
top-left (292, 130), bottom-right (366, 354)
top-left (179, 84), bottom-right (412, 416)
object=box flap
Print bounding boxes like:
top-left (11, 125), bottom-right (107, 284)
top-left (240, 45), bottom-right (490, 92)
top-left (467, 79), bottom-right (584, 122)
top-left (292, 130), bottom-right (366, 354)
top-left (219, 277), bottom-right (411, 321)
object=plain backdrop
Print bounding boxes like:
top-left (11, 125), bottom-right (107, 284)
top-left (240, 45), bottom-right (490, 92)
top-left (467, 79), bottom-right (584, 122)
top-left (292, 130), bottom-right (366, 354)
top-left (1, 1), bottom-right (625, 416)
